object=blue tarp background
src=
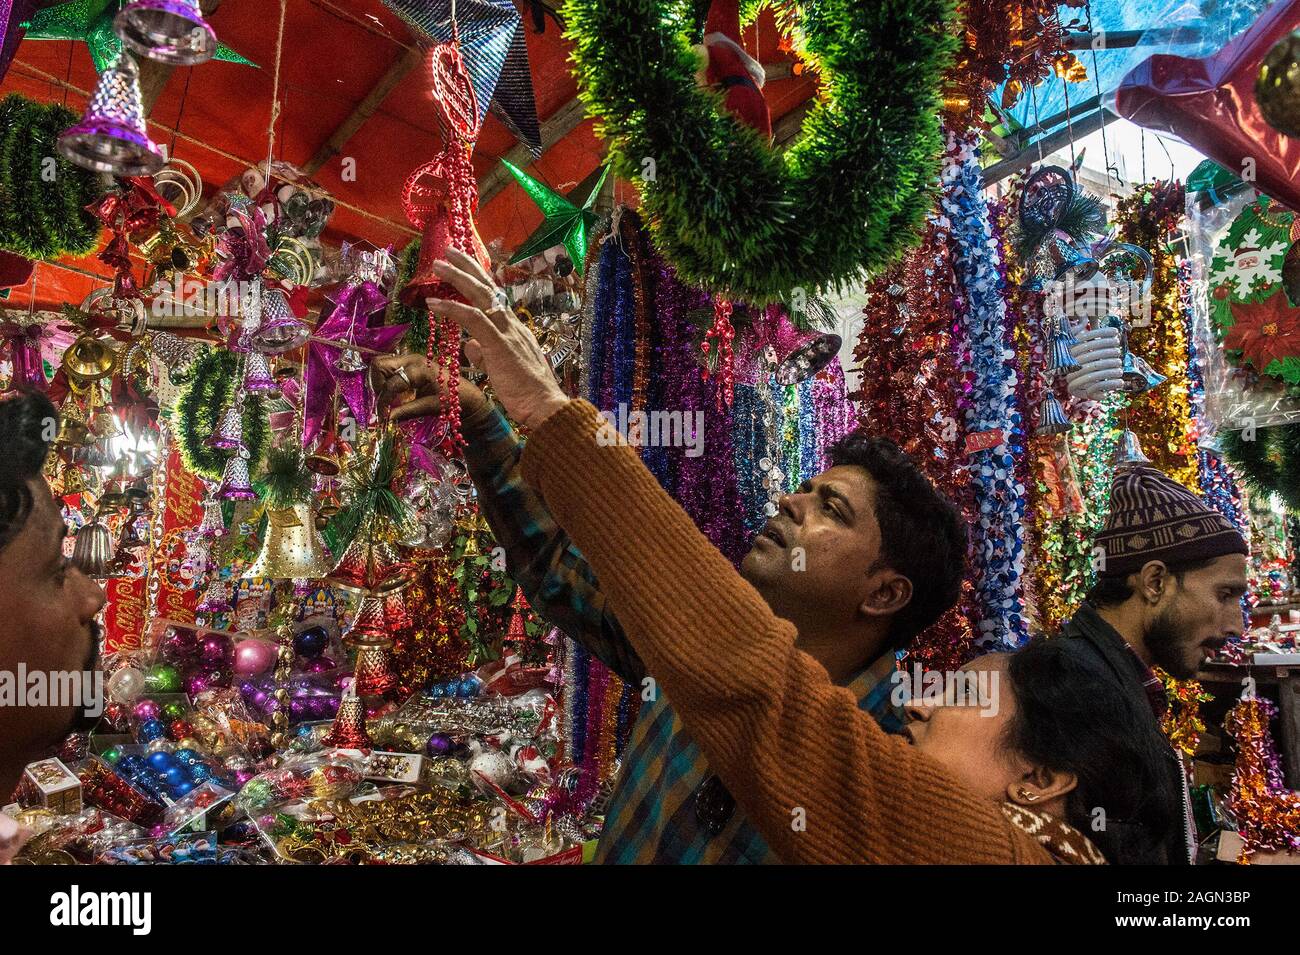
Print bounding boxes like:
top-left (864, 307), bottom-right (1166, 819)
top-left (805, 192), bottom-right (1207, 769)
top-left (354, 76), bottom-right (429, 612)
top-left (997, 0), bottom-right (1277, 137)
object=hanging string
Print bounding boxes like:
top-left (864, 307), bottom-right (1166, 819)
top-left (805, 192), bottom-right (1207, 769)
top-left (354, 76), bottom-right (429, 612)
top-left (1083, 0), bottom-right (1118, 189)
top-left (1028, 81), bottom-right (1046, 166)
top-left (1060, 72), bottom-right (1077, 171)
top-left (1140, 128), bottom-right (1147, 185)
top-left (1155, 133), bottom-right (1176, 181)
top-left (265, 0), bottom-right (289, 172)
top-left (61, 43), bottom-right (73, 108)
top-left (170, 67), bottom-right (193, 160)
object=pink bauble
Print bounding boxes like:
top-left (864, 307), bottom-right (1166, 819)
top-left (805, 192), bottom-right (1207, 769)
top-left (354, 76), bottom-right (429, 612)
top-left (132, 699), bottom-right (162, 722)
top-left (233, 639), bottom-right (278, 676)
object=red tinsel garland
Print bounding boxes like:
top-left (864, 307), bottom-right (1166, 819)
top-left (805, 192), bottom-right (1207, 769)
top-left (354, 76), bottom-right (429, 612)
top-left (852, 221), bottom-right (977, 669)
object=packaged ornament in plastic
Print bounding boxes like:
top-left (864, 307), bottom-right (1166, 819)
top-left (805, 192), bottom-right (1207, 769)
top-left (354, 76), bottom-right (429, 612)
top-left (234, 751), bottom-right (366, 816)
top-left (97, 830), bottom-right (219, 864)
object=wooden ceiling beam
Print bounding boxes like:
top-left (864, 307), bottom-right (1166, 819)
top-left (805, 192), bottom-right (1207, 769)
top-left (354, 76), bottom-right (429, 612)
top-left (302, 45), bottom-right (426, 177)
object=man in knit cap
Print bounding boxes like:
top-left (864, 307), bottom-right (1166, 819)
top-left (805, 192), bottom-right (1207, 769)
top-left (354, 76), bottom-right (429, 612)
top-left (1059, 463), bottom-right (1249, 864)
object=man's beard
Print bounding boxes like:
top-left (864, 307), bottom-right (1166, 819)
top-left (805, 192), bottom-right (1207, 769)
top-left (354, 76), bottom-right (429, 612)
top-left (1144, 604), bottom-right (1197, 680)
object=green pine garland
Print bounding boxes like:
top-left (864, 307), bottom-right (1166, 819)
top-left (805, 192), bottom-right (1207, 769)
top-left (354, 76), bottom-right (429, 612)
top-left (561, 0), bottom-right (957, 303)
top-left (323, 434), bottom-right (409, 553)
top-left (1221, 425), bottom-right (1300, 513)
top-left (257, 446), bottom-right (313, 509)
top-left (0, 95), bottom-right (102, 260)
top-left (391, 238), bottom-right (429, 353)
top-left (175, 349), bottom-right (269, 481)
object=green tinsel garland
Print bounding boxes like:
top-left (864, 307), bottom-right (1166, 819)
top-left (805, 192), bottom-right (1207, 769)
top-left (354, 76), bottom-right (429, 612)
top-left (1221, 425), bottom-right (1300, 513)
top-left (561, 0), bottom-right (957, 303)
top-left (175, 349), bottom-right (269, 482)
top-left (0, 95), bottom-right (101, 260)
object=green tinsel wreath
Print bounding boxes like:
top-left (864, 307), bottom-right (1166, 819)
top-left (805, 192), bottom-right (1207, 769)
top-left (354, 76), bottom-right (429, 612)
top-left (561, 0), bottom-right (957, 303)
top-left (1220, 425), bottom-right (1300, 513)
top-left (176, 349), bottom-right (270, 482)
top-left (0, 95), bottom-right (101, 260)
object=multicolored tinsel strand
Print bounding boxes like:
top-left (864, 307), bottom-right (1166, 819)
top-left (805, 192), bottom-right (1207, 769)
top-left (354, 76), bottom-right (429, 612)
top-left (1154, 666), bottom-right (1211, 760)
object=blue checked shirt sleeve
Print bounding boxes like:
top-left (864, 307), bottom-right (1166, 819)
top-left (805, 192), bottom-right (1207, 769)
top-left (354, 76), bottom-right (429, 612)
top-left (463, 402), bottom-right (647, 686)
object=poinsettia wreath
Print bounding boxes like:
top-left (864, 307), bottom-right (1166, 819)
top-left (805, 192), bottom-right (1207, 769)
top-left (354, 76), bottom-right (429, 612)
top-left (1209, 195), bottom-right (1300, 383)
top-left (562, 0), bottom-right (957, 303)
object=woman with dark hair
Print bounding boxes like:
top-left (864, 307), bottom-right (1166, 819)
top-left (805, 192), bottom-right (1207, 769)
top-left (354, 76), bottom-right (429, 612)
top-left (907, 639), bottom-right (1179, 865)
top-left (0, 392), bottom-right (105, 863)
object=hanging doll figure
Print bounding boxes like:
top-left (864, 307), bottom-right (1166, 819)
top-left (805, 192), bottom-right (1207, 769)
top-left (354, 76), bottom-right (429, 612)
top-left (696, 0), bottom-right (771, 142)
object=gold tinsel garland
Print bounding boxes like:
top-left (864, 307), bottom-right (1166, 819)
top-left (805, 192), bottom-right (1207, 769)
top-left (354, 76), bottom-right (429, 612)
top-left (1115, 182), bottom-right (1199, 490)
top-left (1154, 665), bottom-right (1211, 760)
top-left (1224, 696), bottom-right (1300, 861)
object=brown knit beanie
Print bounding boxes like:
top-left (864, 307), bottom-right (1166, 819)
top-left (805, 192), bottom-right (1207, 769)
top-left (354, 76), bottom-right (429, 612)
top-left (1095, 465), bottom-right (1248, 578)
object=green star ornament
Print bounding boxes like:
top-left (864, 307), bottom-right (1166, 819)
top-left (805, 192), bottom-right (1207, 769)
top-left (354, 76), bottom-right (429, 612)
top-left (504, 159), bottom-right (608, 275)
top-left (24, 0), bottom-right (256, 72)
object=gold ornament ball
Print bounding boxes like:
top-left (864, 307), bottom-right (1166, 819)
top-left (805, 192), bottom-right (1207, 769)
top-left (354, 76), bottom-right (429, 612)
top-left (1257, 31), bottom-right (1300, 137)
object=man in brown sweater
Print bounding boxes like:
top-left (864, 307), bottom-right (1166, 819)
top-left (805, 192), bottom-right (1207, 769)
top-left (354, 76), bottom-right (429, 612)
top-left (379, 292), bottom-right (967, 861)
top-left (373, 249), bottom-right (1134, 863)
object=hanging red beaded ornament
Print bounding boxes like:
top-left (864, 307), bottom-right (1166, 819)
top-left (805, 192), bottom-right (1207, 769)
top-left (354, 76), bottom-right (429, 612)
top-left (399, 34), bottom-right (492, 453)
top-left (701, 297), bottom-right (735, 409)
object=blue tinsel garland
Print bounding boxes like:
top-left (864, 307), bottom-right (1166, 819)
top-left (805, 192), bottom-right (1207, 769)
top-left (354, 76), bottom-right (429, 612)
top-left (941, 132), bottom-right (1027, 650)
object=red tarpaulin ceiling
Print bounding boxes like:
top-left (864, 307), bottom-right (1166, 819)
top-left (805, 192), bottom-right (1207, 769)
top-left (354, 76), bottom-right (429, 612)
top-left (0, 0), bottom-right (816, 311)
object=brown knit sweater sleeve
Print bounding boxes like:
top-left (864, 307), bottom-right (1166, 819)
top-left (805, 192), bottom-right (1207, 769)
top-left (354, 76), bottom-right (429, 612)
top-left (521, 400), bottom-right (1042, 864)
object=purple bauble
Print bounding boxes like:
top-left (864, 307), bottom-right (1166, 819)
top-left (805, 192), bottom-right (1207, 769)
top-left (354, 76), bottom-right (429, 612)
top-left (200, 633), bottom-right (234, 667)
top-left (426, 733), bottom-right (454, 757)
top-left (289, 698), bottom-right (307, 721)
top-left (234, 768), bottom-right (255, 786)
top-left (132, 699), bottom-right (162, 723)
top-left (233, 639), bottom-right (277, 676)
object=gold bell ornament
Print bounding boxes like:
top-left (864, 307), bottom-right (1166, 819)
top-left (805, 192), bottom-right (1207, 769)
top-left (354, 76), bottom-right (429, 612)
top-left (53, 404), bottom-right (93, 450)
top-left (61, 335), bottom-right (116, 385)
top-left (243, 502), bottom-right (333, 581)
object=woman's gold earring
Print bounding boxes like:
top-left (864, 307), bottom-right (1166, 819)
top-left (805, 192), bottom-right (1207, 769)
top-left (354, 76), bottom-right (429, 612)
top-left (1017, 788), bottom-right (1038, 802)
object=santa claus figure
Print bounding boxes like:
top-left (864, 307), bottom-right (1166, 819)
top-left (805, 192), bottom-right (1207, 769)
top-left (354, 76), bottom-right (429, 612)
top-left (697, 0), bottom-right (771, 141)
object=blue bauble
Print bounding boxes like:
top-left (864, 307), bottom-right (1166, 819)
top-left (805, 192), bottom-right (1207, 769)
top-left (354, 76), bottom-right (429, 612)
top-left (292, 626), bottom-right (328, 658)
top-left (427, 684), bottom-right (445, 698)
top-left (137, 718), bottom-right (166, 743)
top-left (171, 780), bottom-right (195, 797)
top-left (173, 748), bottom-right (200, 765)
top-left (190, 764), bottom-right (213, 783)
top-left (146, 751), bottom-right (174, 771)
top-left (458, 678), bottom-right (480, 698)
